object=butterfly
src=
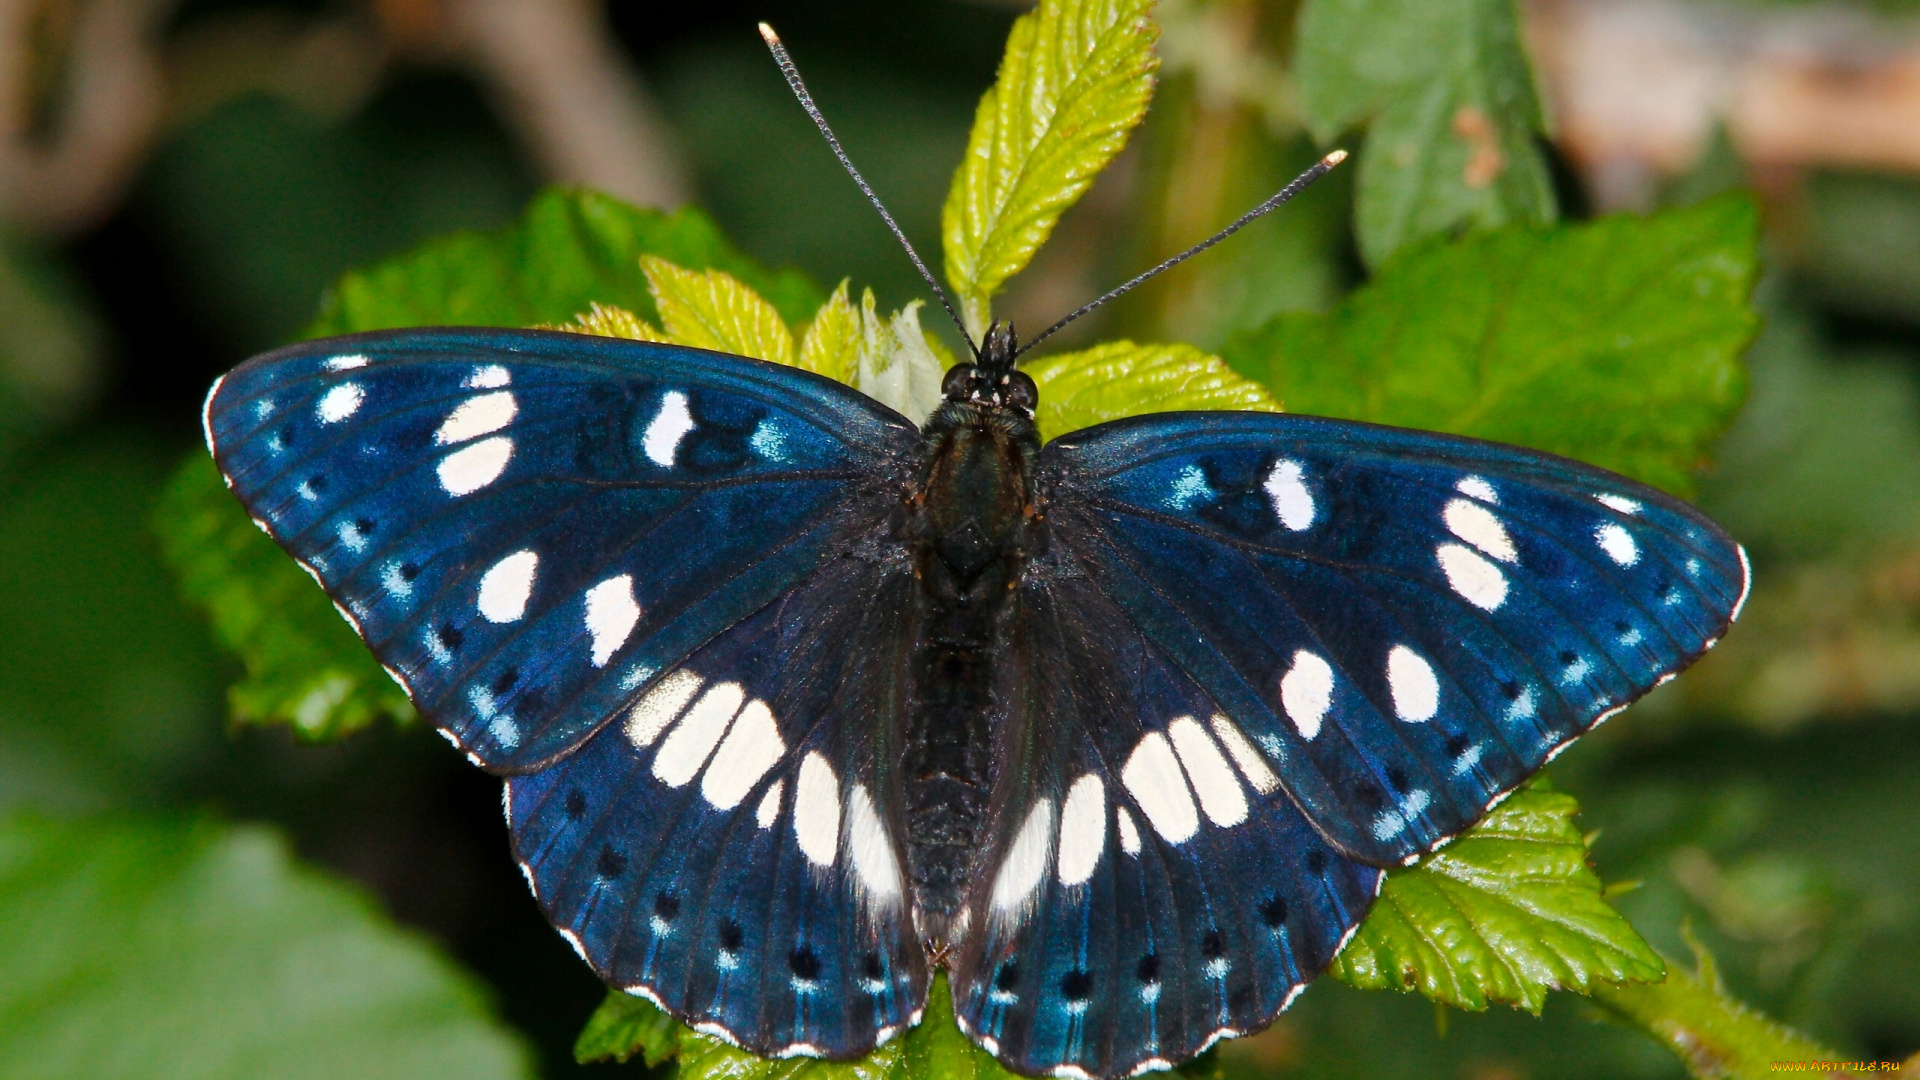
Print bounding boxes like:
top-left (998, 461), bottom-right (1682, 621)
top-left (203, 308), bottom-right (1747, 1078)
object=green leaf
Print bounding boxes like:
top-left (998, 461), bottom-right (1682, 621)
top-left (155, 455), bottom-right (412, 741)
top-left (1591, 937), bottom-right (1843, 1079)
top-left (642, 255), bottom-right (797, 365)
top-left (0, 814), bottom-right (532, 1080)
top-left (1223, 196), bottom-right (1760, 495)
top-left (159, 188), bottom-right (820, 740)
top-left (311, 187), bottom-right (823, 334)
top-left (799, 281), bottom-right (863, 385)
top-left (1332, 783), bottom-right (1665, 1013)
top-left (1295, 0), bottom-right (1556, 267)
top-left (577, 976), bottom-right (1014, 1080)
top-left (1025, 339), bottom-right (1281, 443)
top-left (573, 989), bottom-right (682, 1068)
top-left (942, 0), bottom-right (1160, 335)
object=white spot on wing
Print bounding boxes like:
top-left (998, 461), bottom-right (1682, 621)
top-left (1167, 716), bottom-right (1247, 827)
top-left (583, 575), bottom-right (640, 667)
top-left (325, 354), bottom-right (369, 371)
top-left (1437, 542), bottom-right (1508, 610)
top-left (644, 391), bottom-right (696, 467)
top-left (1444, 498), bottom-right (1517, 562)
top-left (1595, 493), bottom-right (1641, 514)
top-left (467, 365), bottom-right (510, 389)
top-left (381, 562), bottom-right (414, 598)
top-left (316, 383), bottom-right (363, 423)
top-left (1115, 806), bottom-right (1141, 855)
top-left (1281, 650), bottom-right (1333, 740)
top-left (750, 420), bottom-right (786, 460)
top-left (438, 436), bottom-right (512, 495)
top-left (700, 699), bottom-right (783, 809)
top-left (989, 797), bottom-right (1055, 914)
top-left (1122, 732), bottom-right (1199, 843)
top-left (626, 670), bottom-right (702, 749)
top-left (1208, 714), bottom-right (1279, 794)
top-left (1732, 544), bottom-right (1752, 621)
top-left (1505, 686), bottom-right (1537, 722)
top-left (477, 550), bottom-right (538, 623)
top-left (1596, 522), bottom-right (1639, 566)
top-left (1055, 774), bottom-right (1106, 886)
top-left (1456, 475), bottom-right (1498, 503)
top-left (1265, 459), bottom-right (1315, 530)
top-left (652, 681), bottom-right (743, 787)
top-left (489, 715), bottom-right (520, 749)
top-left (435, 391), bottom-right (517, 445)
top-left (848, 784), bottom-right (902, 903)
top-left (1168, 465), bottom-right (1210, 508)
top-left (793, 751), bottom-right (841, 867)
top-left (1387, 645), bottom-right (1439, 722)
top-left (755, 779), bottom-right (784, 829)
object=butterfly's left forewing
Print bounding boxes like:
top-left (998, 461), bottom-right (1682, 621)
top-left (204, 328), bottom-right (920, 771)
top-left (1037, 411), bottom-right (1748, 867)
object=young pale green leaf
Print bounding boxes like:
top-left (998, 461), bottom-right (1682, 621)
top-left (552, 300), bottom-right (671, 342)
top-left (942, 0), bottom-right (1160, 335)
top-left (576, 976), bottom-right (1017, 1080)
top-left (1025, 339), bottom-right (1280, 443)
top-left (558, 283), bottom-right (945, 427)
top-left (642, 255), bottom-right (797, 365)
top-left (1592, 938), bottom-right (1843, 1079)
top-left (155, 456), bottom-right (412, 741)
top-left (799, 281), bottom-right (863, 385)
top-left (311, 187), bottom-right (822, 334)
top-left (0, 814), bottom-right (532, 1080)
top-left (1332, 783), bottom-right (1665, 1013)
top-left (159, 188), bottom-right (819, 741)
top-left (1223, 196), bottom-right (1759, 495)
top-left (1295, 0), bottom-right (1555, 267)
top-left (854, 291), bottom-right (948, 425)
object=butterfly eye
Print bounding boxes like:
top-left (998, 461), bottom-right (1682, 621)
top-left (1005, 371), bottom-right (1037, 412)
top-left (942, 363), bottom-right (978, 400)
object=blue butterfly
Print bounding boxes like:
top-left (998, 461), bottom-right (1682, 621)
top-left (202, 24), bottom-right (1744, 1077)
top-left (203, 314), bottom-right (1746, 1078)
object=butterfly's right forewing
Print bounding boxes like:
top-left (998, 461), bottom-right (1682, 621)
top-left (204, 328), bottom-right (921, 772)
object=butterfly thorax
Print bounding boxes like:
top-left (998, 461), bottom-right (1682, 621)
top-left (900, 336), bottom-right (1043, 948)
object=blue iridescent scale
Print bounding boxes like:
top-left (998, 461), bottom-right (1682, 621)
top-left (205, 327), bottom-right (1747, 1079)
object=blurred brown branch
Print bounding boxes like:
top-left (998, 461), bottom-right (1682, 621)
top-left (0, 0), bottom-right (689, 240)
top-left (438, 0), bottom-right (689, 211)
top-left (1529, 0), bottom-right (1920, 209)
top-left (0, 0), bottom-right (180, 238)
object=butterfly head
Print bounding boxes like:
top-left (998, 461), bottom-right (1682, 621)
top-left (942, 321), bottom-right (1036, 414)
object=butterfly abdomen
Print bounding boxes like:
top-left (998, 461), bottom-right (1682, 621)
top-left (902, 402), bottom-right (1042, 944)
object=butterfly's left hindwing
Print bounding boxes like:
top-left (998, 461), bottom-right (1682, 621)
top-left (507, 552), bottom-right (929, 1060)
top-left (203, 328), bottom-right (920, 772)
top-left (950, 565), bottom-right (1383, 1079)
top-left (1038, 411), bottom-right (1748, 867)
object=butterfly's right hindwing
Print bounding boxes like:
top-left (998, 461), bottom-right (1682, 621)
top-left (204, 328), bottom-right (921, 772)
top-left (506, 550), bottom-right (929, 1060)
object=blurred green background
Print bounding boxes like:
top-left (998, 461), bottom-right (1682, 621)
top-left (0, 0), bottom-right (1916, 1076)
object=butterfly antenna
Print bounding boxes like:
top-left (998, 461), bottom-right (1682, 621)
top-left (759, 23), bottom-right (980, 359)
top-left (1012, 150), bottom-right (1348, 361)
